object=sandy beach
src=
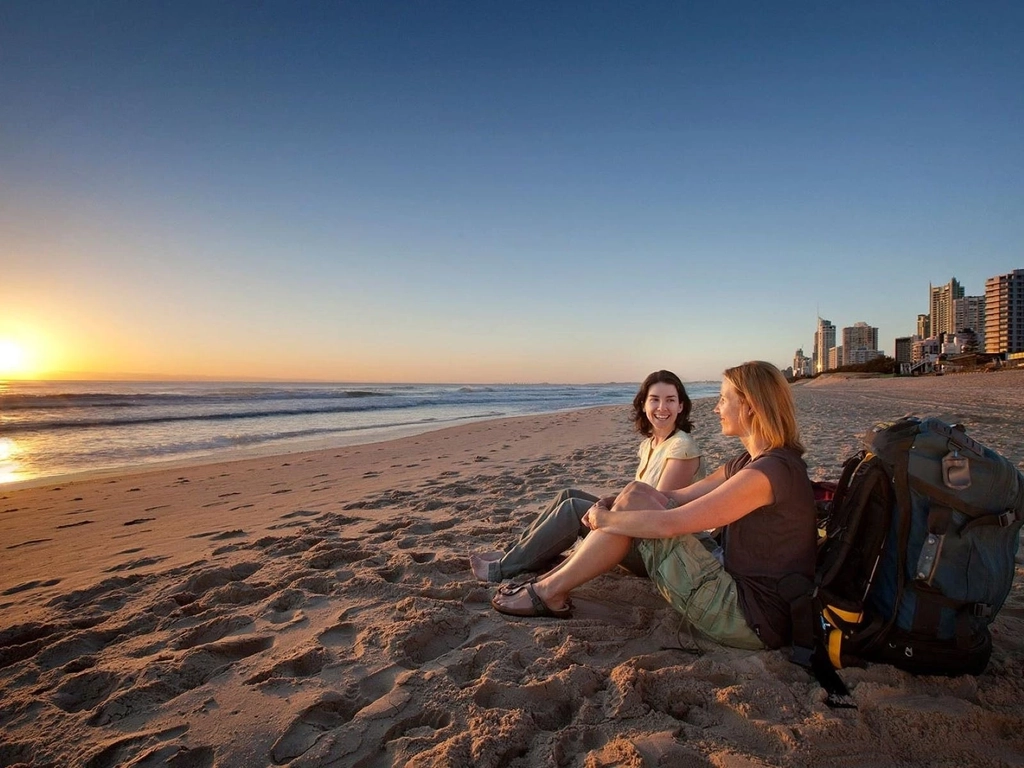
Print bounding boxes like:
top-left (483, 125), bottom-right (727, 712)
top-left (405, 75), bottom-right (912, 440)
top-left (2, 371), bottom-right (1023, 768)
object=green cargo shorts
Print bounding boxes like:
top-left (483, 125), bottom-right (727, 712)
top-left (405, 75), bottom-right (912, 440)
top-left (635, 535), bottom-right (765, 651)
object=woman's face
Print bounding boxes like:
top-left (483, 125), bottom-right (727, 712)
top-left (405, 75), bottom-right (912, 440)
top-left (644, 382), bottom-right (682, 436)
top-left (713, 378), bottom-right (747, 437)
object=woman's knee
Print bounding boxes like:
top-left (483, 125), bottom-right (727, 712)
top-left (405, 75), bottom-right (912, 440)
top-left (553, 488), bottom-right (588, 505)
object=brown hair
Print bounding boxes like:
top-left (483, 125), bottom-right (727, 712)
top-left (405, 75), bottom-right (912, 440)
top-left (722, 361), bottom-right (804, 454)
top-left (631, 370), bottom-right (693, 437)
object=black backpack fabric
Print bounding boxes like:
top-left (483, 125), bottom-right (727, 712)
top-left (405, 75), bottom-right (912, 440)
top-left (788, 417), bottom-right (1024, 705)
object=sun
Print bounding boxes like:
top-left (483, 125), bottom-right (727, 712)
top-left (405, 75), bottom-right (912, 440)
top-left (0, 339), bottom-right (29, 377)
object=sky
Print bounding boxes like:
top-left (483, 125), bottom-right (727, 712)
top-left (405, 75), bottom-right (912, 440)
top-left (1, 2), bottom-right (1021, 384)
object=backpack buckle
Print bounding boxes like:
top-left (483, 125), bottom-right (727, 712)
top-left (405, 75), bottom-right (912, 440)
top-left (973, 603), bottom-right (993, 619)
top-left (915, 533), bottom-right (944, 583)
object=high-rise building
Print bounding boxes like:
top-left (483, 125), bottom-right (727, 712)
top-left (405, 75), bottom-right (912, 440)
top-left (985, 269), bottom-right (1024, 356)
top-left (842, 321), bottom-right (879, 366)
top-left (954, 295), bottom-right (986, 348)
top-left (917, 314), bottom-right (931, 339)
top-left (814, 318), bottom-right (836, 374)
top-left (930, 278), bottom-right (964, 338)
top-left (793, 348), bottom-right (812, 378)
top-left (895, 336), bottom-right (912, 366)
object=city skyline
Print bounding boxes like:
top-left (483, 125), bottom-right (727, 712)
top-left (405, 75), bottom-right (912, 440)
top-left (802, 267), bottom-right (1023, 376)
top-left (2, 3), bottom-right (1022, 383)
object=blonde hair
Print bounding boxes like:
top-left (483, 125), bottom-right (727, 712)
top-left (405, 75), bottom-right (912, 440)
top-left (722, 361), bottom-right (805, 455)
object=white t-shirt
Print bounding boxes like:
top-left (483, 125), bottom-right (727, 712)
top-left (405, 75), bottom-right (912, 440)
top-left (635, 429), bottom-right (704, 488)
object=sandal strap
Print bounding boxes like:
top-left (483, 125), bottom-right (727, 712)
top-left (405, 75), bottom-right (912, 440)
top-left (525, 583), bottom-right (549, 615)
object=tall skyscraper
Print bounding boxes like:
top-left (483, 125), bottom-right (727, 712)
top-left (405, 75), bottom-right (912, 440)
top-left (985, 269), bottom-right (1024, 356)
top-left (929, 278), bottom-right (964, 338)
top-left (814, 318), bottom-right (836, 374)
top-left (793, 348), bottom-right (811, 378)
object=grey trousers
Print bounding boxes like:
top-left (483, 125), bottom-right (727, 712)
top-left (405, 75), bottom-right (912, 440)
top-left (494, 488), bottom-right (648, 580)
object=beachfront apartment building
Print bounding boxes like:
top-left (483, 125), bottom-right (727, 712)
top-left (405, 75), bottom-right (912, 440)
top-left (954, 295), bottom-right (986, 347)
top-left (842, 322), bottom-right (881, 366)
top-left (985, 269), bottom-right (1024, 356)
top-left (930, 278), bottom-right (964, 338)
top-left (895, 336), bottom-right (912, 366)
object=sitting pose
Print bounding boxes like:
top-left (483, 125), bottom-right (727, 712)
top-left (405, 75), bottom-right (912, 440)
top-left (471, 370), bottom-right (705, 583)
top-left (491, 361), bottom-right (816, 651)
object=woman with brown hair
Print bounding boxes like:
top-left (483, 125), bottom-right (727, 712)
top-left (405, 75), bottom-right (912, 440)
top-left (471, 370), bottom-right (704, 582)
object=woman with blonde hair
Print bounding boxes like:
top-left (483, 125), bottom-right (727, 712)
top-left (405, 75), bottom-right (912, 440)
top-left (491, 361), bottom-right (816, 651)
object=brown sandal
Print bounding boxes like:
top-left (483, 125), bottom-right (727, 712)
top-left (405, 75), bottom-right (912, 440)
top-left (491, 582), bottom-right (572, 619)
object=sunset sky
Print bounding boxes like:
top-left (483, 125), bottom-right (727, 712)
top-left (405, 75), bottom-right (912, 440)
top-left (1, 2), bottom-right (1021, 383)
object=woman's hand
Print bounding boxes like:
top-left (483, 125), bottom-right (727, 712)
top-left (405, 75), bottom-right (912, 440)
top-left (583, 498), bottom-right (610, 530)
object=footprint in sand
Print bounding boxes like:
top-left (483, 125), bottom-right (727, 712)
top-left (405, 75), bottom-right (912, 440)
top-left (395, 608), bottom-right (473, 667)
top-left (244, 645), bottom-right (331, 685)
top-left (270, 688), bottom-right (371, 763)
top-left (262, 588), bottom-right (317, 625)
top-left (381, 709), bottom-right (453, 745)
top-left (51, 668), bottom-right (121, 712)
top-left (90, 636), bottom-right (274, 726)
top-left (303, 542), bottom-right (375, 570)
top-left (0, 622), bottom-right (66, 670)
top-left (269, 665), bottom-right (407, 763)
top-left (317, 620), bottom-right (358, 648)
top-left (472, 675), bottom-right (580, 732)
top-left (174, 562), bottom-right (262, 599)
top-left (49, 574), bottom-right (144, 613)
top-left (172, 615), bottom-right (256, 650)
top-left (79, 725), bottom-right (198, 768)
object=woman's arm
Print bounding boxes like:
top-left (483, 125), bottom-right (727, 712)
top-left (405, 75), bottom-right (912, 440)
top-left (590, 466), bottom-right (775, 539)
top-left (662, 465), bottom-right (728, 506)
top-left (654, 457), bottom-right (700, 492)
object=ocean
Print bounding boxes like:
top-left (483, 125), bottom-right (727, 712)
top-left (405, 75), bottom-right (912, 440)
top-left (0, 379), bottom-right (721, 486)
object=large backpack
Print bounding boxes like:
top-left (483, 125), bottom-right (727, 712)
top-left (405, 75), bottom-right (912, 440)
top-left (787, 417), bottom-right (1024, 706)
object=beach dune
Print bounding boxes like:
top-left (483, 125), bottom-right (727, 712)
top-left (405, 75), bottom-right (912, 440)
top-left (2, 371), bottom-right (1023, 767)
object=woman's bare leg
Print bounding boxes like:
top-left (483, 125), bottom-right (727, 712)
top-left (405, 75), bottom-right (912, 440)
top-left (491, 481), bottom-right (670, 614)
top-left (531, 481), bottom-right (673, 604)
top-left (513, 529), bottom-right (633, 611)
